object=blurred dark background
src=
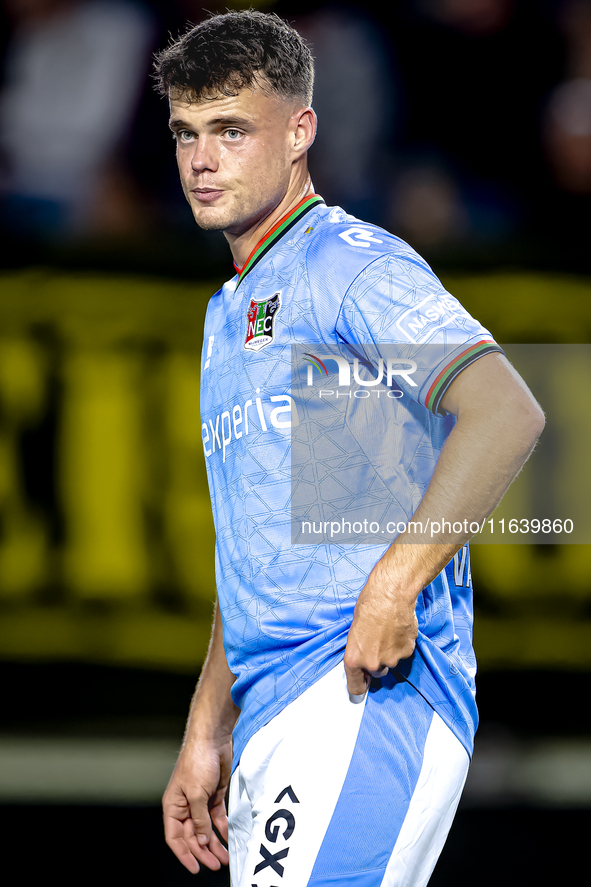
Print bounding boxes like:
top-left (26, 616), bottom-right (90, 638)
top-left (3, 0), bottom-right (591, 275)
top-left (1, 1), bottom-right (591, 885)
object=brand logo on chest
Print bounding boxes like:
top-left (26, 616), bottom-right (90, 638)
top-left (244, 292), bottom-right (281, 352)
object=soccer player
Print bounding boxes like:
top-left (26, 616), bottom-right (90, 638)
top-left (154, 11), bottom-right (544, 887)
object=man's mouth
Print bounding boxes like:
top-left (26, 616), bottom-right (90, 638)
top-left (191, 187), bottom-right (224, 203)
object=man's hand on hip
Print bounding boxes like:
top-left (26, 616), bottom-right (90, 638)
top-left (344, 557), bottom-right (419, 696)
top-left (163, 736), bottom-right (232, 874)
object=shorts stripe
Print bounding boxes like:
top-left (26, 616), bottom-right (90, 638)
top-left (309, 672), bottom-right (433, 882)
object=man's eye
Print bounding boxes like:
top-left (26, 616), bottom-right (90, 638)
top-left (176, 130), bottom-right (194, 142)
top-left (226, 129), bottom-right (241, 140)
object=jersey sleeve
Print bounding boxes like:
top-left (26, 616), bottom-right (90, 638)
top-left (334, 252), bottom-right (503, 416)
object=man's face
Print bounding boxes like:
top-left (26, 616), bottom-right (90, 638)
top-left (169, 83), bottom-right (300, 239)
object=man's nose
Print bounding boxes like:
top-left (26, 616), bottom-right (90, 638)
top-left (190, 136), bottom-right (218, 172)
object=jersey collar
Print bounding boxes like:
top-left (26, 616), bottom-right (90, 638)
top-left (233, 194), bottom-right (325, 286)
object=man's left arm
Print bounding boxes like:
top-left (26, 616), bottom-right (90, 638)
top-left (344, 352), bottom-right (546, 696)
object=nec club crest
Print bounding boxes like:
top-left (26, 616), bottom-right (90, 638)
top-left (244, 292), bottom-right (281, 352)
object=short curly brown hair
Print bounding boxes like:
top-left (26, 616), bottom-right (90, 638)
top-left (153, 9), bottom-right (314, 106)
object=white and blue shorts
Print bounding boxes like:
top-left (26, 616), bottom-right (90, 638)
top-left (228, 662), bottom-right (469, 887)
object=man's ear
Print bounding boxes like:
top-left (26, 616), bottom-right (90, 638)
top-left (291, 107), bottom-right (317, 158)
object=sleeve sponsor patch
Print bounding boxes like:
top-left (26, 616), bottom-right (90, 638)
top-left (395, 293), bottom-right (474, 344)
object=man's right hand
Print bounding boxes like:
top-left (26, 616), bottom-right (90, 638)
top-left (163, 736), bottom-right (233, 874)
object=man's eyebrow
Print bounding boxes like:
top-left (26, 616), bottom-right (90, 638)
top-left (168, 115), bottom-right (252, 130)
top-left (168, 118), bottom-right (190, 130)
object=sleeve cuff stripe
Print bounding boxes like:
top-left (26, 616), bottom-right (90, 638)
top-left (426, 341), bottom-right (504, 414)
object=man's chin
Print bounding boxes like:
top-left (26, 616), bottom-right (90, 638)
top-left (192, 212), bottom-right (228, 232)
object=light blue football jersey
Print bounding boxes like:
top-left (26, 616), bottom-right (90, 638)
top-left (200, 196), bottom-right (501, 768)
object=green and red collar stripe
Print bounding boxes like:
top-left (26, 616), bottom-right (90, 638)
top-left (426, 340), bottom-right (504, 414)
top-left (234, 194), bottom-right (325, 285)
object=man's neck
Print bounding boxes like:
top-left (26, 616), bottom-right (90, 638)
top-left (226, 174), bottom-right (315, 270)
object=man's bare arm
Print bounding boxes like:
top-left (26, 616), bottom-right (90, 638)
top-left (163, 600), bottom-right (239, 874)
top-left (344, 352), bottom-right (545, 694)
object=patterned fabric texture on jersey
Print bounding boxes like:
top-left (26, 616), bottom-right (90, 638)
top-left (199, 196), bottom-right (502, 769)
